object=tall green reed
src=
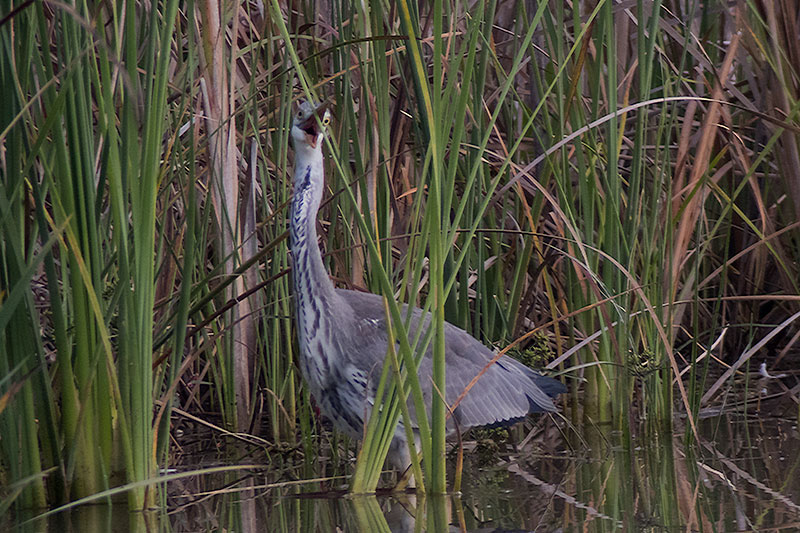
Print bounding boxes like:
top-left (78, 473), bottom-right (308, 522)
top-left (1, 0), bottom-right (178, 510)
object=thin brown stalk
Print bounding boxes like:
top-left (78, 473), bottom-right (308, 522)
top-left (670, 32), bottom-right (741, 294)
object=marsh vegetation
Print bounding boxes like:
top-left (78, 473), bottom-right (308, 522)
top-left (1, 0), bottom-right (799, 530)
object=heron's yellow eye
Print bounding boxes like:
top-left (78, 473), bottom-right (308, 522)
top-left (321, 115), bottom-right (331, 126)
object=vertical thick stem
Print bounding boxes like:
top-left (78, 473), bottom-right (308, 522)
top-left (200, 0), bottom-right (252, 430)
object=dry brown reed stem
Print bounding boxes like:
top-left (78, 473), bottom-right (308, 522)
top-left (199, 0), bottom-right (253, 430)
top-left (670, 31), bottom-right (741, 297)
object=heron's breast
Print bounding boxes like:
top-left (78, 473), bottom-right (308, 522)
top-left (313, 366), bottom-right (373, 439)
top-left (297, 332), bottom-right (333, 391)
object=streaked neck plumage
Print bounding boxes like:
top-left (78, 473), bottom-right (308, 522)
top-left (290, 141), bottom-right (338, 333)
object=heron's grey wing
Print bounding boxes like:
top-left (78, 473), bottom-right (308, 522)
top-left (335, 289), bottom-right (431, 427)
top-left (335, 289), bottom-right (566, 431)
top-left (334, 289), bottom-right (392, 375)
top-left (439, 320), bottom-right (565, 428)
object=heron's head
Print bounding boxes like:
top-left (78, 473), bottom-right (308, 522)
top-left (291, 100), bottom-right (331, 151)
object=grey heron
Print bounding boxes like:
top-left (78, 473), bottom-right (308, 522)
top-left (289, 100), bottom-right (566, 483)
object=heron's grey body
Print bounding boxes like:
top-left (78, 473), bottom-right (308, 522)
top-left (289, 101), bottom-right (565, 474)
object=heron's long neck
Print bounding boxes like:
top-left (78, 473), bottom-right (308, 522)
top-left (290, 150), bottom-right (337, 320)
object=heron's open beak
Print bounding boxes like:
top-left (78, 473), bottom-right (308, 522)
top-left (298, 102), bottom-right (330, 149)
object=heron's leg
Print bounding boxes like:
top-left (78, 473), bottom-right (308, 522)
top-left (390, 433), bottom-right (421, 490)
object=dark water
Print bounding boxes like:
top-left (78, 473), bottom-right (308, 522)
top-left (10, 412), bottom-right (800, 532)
